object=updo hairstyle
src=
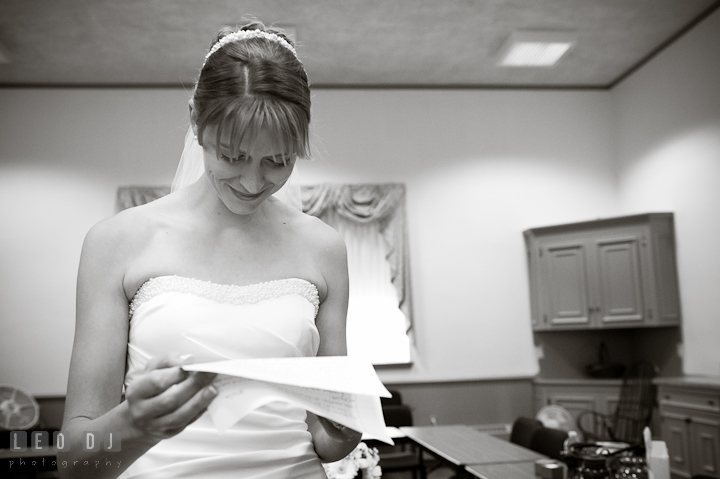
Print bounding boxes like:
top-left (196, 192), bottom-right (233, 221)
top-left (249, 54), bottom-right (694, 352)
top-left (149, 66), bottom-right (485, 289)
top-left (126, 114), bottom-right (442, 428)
top-left (192, 20), bottom-right (311, 161)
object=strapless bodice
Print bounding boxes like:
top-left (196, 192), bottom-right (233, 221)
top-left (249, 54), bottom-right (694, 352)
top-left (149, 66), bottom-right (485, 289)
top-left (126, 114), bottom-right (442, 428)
top-left (118, 276), bottom-right (326, 479)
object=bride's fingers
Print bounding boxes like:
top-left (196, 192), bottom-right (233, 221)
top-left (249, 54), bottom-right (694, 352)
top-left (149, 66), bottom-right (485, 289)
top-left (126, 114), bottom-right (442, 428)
top-left (141, 372), bottom-right (217, 417)
top-left (188, 405), bottom-right (210, 424)
top-left (160, 404), bottom-right (209, 438)
top-left (129, 366), bottom-right (189, 400)
top-left (130, 353), bottom-right (199, 400)
top-left (154, 384), bottom-right (218, 433)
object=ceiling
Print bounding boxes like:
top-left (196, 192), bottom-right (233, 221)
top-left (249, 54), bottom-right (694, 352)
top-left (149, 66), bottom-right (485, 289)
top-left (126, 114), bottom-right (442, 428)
top-left (0, 0), bottom-right (718, 89)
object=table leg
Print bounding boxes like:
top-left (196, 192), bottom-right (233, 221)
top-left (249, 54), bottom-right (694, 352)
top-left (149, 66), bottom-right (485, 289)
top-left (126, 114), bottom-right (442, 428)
top-left (418, 444), bottom-right (426, 479)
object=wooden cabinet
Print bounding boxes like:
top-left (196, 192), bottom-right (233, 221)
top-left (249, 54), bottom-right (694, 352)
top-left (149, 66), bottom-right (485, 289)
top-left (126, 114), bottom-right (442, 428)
top-left (534, 379), bottom-right (621, 432)
top-left (657, 377), bottom-right (720, 479)
top-left (524, 213), bottom-right (681, 331)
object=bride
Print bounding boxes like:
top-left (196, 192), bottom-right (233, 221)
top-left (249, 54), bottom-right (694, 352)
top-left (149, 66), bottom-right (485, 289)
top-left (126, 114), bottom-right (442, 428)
top-left (59, 20), bottom-right (360, 479)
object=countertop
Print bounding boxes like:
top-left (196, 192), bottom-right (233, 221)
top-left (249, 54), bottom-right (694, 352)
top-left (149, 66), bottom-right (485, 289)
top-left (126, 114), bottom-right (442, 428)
top-left (654, 375), bottom-right (720, 391)
top-left (533, 377), bottom-right (623, 386)
top-left (534, 376), bottom-right (720, 391)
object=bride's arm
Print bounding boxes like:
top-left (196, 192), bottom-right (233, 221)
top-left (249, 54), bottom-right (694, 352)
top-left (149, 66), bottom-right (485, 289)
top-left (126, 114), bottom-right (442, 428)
top-left (59, 215), bottom-right (216, 479)
top-left (305, 221), bottom-right (362, 462)
top-left (59, 217), bottom-right (158, 478)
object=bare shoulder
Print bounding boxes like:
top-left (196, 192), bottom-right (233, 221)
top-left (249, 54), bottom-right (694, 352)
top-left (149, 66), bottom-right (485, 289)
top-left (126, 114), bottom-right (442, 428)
top-left (298, 213), bottom-right (347, 304)
top-left (81, 196), bottom-right (177, 283)
top-left (289, 210), bottom-right (346, 262)
top-left (83, 201), bottom-right (159, 256)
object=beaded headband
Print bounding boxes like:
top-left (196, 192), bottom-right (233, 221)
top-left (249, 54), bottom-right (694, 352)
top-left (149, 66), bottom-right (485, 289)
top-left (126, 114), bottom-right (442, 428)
top-left (202, 29), bottom-right (300, 68)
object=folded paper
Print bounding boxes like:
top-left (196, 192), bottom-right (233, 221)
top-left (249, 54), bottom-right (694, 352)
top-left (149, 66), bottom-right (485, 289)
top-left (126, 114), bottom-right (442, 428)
top-left (183, 356), bottom-right (394, 444)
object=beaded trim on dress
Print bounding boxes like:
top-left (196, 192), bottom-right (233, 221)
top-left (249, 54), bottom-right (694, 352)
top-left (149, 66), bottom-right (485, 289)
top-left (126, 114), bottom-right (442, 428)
top-left (129, 276), bottom-right (319, 318)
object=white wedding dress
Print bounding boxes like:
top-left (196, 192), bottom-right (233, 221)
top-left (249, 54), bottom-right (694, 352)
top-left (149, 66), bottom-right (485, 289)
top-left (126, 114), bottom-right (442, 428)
top-left (118, 276), bottom-right (327, 479)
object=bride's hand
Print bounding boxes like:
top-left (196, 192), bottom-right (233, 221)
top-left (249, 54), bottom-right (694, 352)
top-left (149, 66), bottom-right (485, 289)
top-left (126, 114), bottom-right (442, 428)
top-left (123, 352), bottom-right (218, 442)
top-left (316, 416), bottom-right (362, 443)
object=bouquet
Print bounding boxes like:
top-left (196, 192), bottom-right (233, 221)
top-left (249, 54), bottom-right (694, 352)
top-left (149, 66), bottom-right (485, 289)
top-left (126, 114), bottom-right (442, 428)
top-left (323, 442), bottom-right (382, 479)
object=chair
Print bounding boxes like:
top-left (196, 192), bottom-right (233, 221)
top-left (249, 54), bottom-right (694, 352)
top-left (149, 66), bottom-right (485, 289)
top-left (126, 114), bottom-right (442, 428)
top-left (529, 426), bottom-right (569, 460)
top-left (510, 417), bottom-right (544, 449)
top-left (383, 404), bottom-right (414, 428)
top-left (578, 360), bottom-right (658, 445)
top-left (381, 389), bottom-right (404, 407)
top-left (376, 390), bottom-right (426, 479)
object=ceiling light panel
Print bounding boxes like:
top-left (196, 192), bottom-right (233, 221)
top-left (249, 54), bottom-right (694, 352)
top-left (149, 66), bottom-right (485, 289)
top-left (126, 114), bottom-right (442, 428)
top-left (498, 31), bottom-right (577, 67)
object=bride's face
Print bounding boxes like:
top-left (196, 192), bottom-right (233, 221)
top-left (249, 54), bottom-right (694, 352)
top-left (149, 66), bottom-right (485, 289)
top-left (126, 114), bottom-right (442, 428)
top-left (201, 126), bottom-right (296, 215)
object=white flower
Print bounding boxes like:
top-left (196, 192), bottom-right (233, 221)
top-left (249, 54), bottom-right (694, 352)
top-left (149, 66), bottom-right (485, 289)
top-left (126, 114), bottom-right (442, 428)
top-left (323, 458), bottom-right (359, 479)
top-left (368, 465), bottom-right (383, 479)
top-left (323, 442), bottom-right (381, 479)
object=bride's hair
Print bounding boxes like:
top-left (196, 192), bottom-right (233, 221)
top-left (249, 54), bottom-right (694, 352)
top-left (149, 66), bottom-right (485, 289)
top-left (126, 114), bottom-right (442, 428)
top-left (192, 20), bottom-right (311, 161)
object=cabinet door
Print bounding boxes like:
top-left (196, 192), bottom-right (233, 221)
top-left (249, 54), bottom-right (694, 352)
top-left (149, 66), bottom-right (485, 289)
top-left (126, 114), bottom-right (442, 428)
top-left (652, 230), bottom-right (681, 324)
top-left (661, 412), bottom-right (693, 478)
top-left (593, 235), bottom-right (645, 326)
top-left (540, 241), bottom-right (591, 327)
top-left (690, 416), bottom-right (720, 478)
top-left (524, 213), bottom-right (680, 331)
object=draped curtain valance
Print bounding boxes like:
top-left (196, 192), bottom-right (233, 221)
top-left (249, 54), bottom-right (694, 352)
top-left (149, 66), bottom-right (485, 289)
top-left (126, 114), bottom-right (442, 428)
top-left (116, 186), bottom-right (170, 212)
top-left (301, 183), bottom-right (413, 332)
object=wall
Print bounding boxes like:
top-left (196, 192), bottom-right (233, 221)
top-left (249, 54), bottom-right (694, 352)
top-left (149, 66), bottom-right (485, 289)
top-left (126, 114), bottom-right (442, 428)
top-left (0, 87), bottom-right (617, 396)
top-left (535, 328), bottom-right (683, 379)
top-left (612, 8), bottom-right (720, 376)
top-left (0, 90), bottom-right (187, 395)
top-left (386, 379), bottom-right (534, 427)
top-left (305, 89), bottom-right (618, 384)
